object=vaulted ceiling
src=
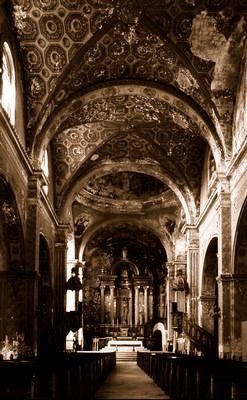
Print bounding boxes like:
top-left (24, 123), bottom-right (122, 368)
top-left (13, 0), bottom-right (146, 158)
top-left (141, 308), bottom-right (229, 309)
top-left (8, 0), bottom-right (247, 261)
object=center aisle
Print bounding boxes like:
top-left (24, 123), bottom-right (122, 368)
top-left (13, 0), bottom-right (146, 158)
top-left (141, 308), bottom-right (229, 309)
top-left (93, 361), bottom-right (170, 400)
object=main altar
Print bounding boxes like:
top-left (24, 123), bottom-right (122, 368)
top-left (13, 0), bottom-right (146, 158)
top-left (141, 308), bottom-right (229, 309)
top-left (95, 248), bottom-right (154, 338)
top-left (82, 247), bottom-right (167, 350)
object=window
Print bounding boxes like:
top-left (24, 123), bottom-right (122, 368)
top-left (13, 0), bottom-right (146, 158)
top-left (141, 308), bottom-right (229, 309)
top-left (208, 148), bottom-right (216, 193)
top-left (41, 149), bottom-right (49, 195)
top-left (1, 42), bottom-right (16, 125)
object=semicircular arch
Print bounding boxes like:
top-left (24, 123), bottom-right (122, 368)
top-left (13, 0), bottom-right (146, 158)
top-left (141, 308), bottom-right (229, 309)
top-left (34, 82), bottom-right (226, 167)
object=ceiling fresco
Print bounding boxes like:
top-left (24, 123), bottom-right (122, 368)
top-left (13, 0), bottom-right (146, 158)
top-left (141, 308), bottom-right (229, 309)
top-left (11, 0), bottom-right (246, 145)
top-left (82, 171), bottom-right (168, 200)
top-left (6, 0), bottom-right (247, 260)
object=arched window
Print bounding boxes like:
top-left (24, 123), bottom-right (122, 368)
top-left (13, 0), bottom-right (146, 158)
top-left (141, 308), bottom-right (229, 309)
top-left (41, 149), bottom-right (49, 195)
top-left (1, 41), bottom-right (16, 125)
top-left (208, 148), bottom-right (216, 194)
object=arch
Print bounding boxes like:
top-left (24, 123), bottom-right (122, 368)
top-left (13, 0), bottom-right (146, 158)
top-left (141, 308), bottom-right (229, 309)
top-left (233, 197), bottom-right (247, 360)
top-left (60, 161), bottom-right (195, 226)
top-left (200, 237), bottom-right (218, 356)
top-left (111, 260), bottom-right (139, 276)
top-left (1, 41), bottom-right (16, 125)
top-left (79, 217), bottom-right (173, 263)
top-left (153, 322), bottom-right (167, 351)
top-left (0, 175), bottom-right (27, 354)
top-left (34, 82), bottom-right (225, 166)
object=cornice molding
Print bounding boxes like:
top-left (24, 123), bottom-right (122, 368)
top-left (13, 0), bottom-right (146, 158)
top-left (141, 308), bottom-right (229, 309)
top-left (0, 109), bottom-right (32, 175)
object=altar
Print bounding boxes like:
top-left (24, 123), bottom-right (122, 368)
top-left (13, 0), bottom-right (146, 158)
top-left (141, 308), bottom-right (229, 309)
top-left (107, 337), bottom-right (143, 352)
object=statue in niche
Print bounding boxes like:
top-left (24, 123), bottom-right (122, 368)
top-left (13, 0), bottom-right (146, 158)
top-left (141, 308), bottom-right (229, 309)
top-left (104, 293), bottom-right (111, 323)
top-left (122, 247), bottom-right (128, 260)
top-left (139, 308), bottom-right (144, 325)
top-left (122, 298), bottom-right (129, 324)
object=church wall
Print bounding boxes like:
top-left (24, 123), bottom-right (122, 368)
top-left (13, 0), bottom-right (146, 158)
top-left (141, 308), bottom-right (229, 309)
top-left (38, 197), bottom-right (56, 277)
top-left (230, 150), bottom-right (247, 248)
top-left (199, 145), bottom-right (211, 213)
top-left (0, 5), bottom-right (26, 148)
top-left (232, 42), bottom-right (247, 157)
top-left (0, 118), bottom-right (29, 227)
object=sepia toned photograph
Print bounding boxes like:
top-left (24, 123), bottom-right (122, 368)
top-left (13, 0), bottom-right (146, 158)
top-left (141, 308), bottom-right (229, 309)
top-left (0, 0), bottom-right (247, 399)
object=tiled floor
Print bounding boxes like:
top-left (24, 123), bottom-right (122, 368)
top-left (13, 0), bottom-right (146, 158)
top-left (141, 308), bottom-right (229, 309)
top-left (93, 361), bottom-right (170, 399)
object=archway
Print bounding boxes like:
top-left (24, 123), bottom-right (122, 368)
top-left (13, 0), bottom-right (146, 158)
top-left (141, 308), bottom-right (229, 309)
top-left (153, 322), bottom-right (167, 351)
top-left (0, 177), bottom-right (27, 359)
top-left (37, 235), bottom-right (53, 356)
top-left (81, 223), bottom-right (167, 348)
top-left (201, 238), bottom-right (218, 356)
top-left (234, 199), bottom-right (247, 360)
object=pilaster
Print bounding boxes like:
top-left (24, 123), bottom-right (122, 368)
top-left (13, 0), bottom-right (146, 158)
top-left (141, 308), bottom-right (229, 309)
top-left (184, 226), bottom-right (199, 322)
top-left (25, 172), bottom-right (43, 354)
top-left (216, 176), bottom-right (232, 357)
top-left (25, 172), bottom-right (42, 272)
top-left (54, 224), bottom-right (69, 353)
top-left (166, 262), bottom-right (175, 340)
top-left (216, 175), bottom-right (232, 275)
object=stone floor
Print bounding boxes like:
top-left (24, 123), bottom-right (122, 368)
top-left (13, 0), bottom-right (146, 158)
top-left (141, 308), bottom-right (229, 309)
top-left (93, 361), bottom-right (170, 399)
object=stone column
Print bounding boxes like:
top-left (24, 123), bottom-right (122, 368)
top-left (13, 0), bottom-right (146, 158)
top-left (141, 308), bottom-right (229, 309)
top-left (144, 286), bottom-right (148, 323)
top-left (129, 288), bottom-right (132, 327)
top-left (184, 226), bottom-right (199, 322)
top-left (159, 286), bottom-right (165, 319)
top-left (26, 171), bottom-right (57, 354)
top-left (25, 173), bottom-right (41, 354)
top-left (54, 225), bottom-right (69, 353)
top-left (135, 286), bottom-right (139, 326)
top-left (100, 285), bottom-right (105, 324)
top-left (149, 289), bottom-right (153, 320)
top-left (110, 286), bottom-right (115, 325)
top-left (216, 176), bottom-right (232, 358)
top-left (166, 262), bottom-right (175, 341)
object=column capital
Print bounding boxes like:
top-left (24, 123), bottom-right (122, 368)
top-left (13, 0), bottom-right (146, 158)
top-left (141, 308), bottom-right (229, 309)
top-left (182, 225), bottom-right (199, 248)
top-left (216, 173), bottom-right (230, 192)
top-left (55, 223), bottom-right (72, 244)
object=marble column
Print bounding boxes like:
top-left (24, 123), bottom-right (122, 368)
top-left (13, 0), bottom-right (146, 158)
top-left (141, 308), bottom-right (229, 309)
top-left (144, 286), bottom-right (148, 323)
top-left (110, 286), bottom-right (115, 325)
top-left (100, 285), bottom-right (105, 324)
top-left (135, 286), bottom-right (139, 326)
top-left (129, 288), bottom-right (133, 327)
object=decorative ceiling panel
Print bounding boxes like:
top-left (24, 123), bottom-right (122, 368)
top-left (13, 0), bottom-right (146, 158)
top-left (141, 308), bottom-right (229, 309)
top-left (8, 0), bottom-right (245, 228)
top-left (11, 0), bottom-right (245, 149)
top-left (40, 21), bottom-right (214, 136)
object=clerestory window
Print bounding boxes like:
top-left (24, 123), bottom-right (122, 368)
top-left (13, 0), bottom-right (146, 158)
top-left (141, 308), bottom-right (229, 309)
top-left (1, 41), bottom-right (16, 126)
